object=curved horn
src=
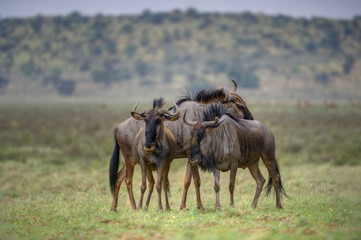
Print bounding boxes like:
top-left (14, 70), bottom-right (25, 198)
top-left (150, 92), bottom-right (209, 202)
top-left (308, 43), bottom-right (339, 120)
top-left (183, 110), bottom-right (198, 126)
top-left (231, 79), bottom-right (237, 93)
top-left (225, 90), bottom-right (230, 102)
top-left (201, 117), bottom-right (219, 128)
top-left (224, 90), bottom-right (236, 103)
top-left (158, 103), bottom-right (180, 118)
top-left (132, 101), bottom-right (140, 112)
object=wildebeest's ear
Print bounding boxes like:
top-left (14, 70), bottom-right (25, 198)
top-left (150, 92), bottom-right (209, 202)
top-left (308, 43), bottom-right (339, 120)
top-left (163, 114), bottom-right (180, 121)
top-left (131, 112), bottom-right (146, 120)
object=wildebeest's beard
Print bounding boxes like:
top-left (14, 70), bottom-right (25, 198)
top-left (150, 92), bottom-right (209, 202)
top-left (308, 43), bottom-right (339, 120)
top-left (144, 111), bottom-right (163, 154)
top-left (190, 128), bottom-right (216, 172)
top-left (189, 129), bottom-right (205, 166)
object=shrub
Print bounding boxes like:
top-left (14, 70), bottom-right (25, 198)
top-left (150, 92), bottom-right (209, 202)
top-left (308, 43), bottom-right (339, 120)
top-left (228, 67), bottom-right (259, 88)
top-left (0, 75), bottom-right (9, 93)
top-left (55, 79), bottom-right (76, 96)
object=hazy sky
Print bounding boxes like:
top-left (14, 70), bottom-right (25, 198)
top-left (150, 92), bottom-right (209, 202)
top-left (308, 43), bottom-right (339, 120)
top-left (1, 0), bottom-right (360, 19)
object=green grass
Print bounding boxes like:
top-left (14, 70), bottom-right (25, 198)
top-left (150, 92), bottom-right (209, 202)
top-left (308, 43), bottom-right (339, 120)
top-left (1, 103), bottom-right (361, 239)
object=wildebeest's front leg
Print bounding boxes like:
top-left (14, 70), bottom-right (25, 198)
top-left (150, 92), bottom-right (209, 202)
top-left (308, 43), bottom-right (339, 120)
top-left (229, 167), bottom-right (238, 207)
top-left (162, 164), bottom-right (171, 211)
top-left (145, 168), bottom-right (155, 209)
top-left (213, 168), bottom-right (221, 210)
top-left (191, 164), bottom-right (205, 210)
top-left (156, 164), bottom-right (165, 211)
top-left (138, 160), bottom-right (147, 210)
top-left (248, 161), bottom-right (265, 208)
top-left (180, 161), bottom-right (192, 210)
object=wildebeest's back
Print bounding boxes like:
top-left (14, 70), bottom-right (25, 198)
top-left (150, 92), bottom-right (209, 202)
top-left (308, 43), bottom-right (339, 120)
top-left (115, 118), bottom-right (144, 155)
top-left (202, 117), bottom-right (268, 171)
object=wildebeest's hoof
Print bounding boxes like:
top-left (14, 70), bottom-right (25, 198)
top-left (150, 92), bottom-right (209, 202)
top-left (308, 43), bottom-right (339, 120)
top-left (197, 205), bottom-right (205, 211)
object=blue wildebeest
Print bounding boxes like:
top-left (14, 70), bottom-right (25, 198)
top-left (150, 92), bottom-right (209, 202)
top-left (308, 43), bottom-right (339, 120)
top-left (131, 98), bottom-right (179, 211)
top-left (109, 81), bottom-right (254, 211)
top-left (183, 103), bottom-right (287, 209)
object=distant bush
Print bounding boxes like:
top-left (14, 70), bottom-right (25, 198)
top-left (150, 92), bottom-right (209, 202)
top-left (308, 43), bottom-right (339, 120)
top-left (42, 67), bottom-right (61, 85)
top-left (91, 67), bottom-right (118, 86)
top-left (141, 10), bottom-right (166, 24)
top-left (119, 66), bottom-right (132, 80)
top-left (121, 23), bottom-right (133, 34)
top-left (183, 29), bottom-right (192, 38)
top-left (80, 60), bottom-right (90, 72)
top-left (343, 55), bottom-right (355, 74)
top-left (186, 8), bottom-right (199, 18)
top-left (168, 9), bottom-right (183, 23)
top-left (135, 59), bottom-right (151, 77)
top-left (234, 36), bottom-right (259, 46)
top-left (162, 70), bottom-right (173, 83)
top-left (140, 30), bottom-right (150, 46)
top-left (55, 79), bottom-right (76, 96)
top-left (20, 57), bottom-right (41, 77)
top-left (207, 59), bottom-right (228, 73)
top-left (304, 40), bottom-right (316, 52)
top-left (228, 67), bottom-right (259, 88)
top-left (125, 43), bottom-right (137, 59)
top-left (0, 76), bottom-right (9, 93)
top-left (315, 72), bottom-right (330, 86)
top-left (162, 30), bottom-right (172, 44)
top-left (321, 30), bottom-right (340, 50)
top-left (89, 44), bottom-right (102, 56)
top-left (30, 15), bottom-right (43, 34)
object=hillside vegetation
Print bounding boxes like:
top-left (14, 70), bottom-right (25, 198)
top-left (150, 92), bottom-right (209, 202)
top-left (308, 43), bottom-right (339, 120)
top-left (1, 9), bottom-right (361, 102)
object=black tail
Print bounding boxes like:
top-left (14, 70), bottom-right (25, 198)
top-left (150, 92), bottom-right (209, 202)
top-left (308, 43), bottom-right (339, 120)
top-left (109, 134), bottom-right (120, 196)
top-left (265, 160), bottom-right (289, 198)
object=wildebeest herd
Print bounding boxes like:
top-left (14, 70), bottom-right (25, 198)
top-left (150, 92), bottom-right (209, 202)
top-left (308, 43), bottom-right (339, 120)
top-left (109, 80), bottom-right (288, 212)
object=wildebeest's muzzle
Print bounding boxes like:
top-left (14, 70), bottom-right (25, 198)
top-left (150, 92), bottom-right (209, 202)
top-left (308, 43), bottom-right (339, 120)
top-left (144, 144), bottom-right (156, 154)
top-left (190, 152), bottom-right (202, 166)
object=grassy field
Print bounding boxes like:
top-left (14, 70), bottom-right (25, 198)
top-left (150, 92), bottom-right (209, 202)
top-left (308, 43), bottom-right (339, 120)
top-left (1, 103), bottom-right (361, 240)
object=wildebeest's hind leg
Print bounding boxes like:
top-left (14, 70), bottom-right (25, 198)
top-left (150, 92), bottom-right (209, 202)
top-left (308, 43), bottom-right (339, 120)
top-left (138, 160), bottom-right (147, 210)
top-left (110, 165), bottom-right (126, 211)
top-left (213, 168), bottom-right (221, 210)
top-left (248, 160), bottom-right (265, 208)
top-left (125, 159), bottom-right (137, 210)
top-left (145, 168), bottom-right (155, 209)
top-left (162, 164), bottom-right (171, 211)
top-left (191, 165), bottom-right (205, 210)
top-left (229, 167), bottom-right (238, 207)
top-left (180, 161), bottom-right (192, 210)
top-left (261, 155), bottom-right (282, 209)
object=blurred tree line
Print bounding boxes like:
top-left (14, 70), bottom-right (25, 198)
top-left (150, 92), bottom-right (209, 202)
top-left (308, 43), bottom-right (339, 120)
top-left (0, 9), bottom-right (360, 95)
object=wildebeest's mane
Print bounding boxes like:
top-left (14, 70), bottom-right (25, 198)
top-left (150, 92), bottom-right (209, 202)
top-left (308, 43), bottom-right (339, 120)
top-left (202, 103), bottom-right (250, 129)
top-left (174, 88), bottom-right (227, 107)
top-left (202, 103), bottom-right (229, 121)
top-left (153, 97), bottom-right (165, 109)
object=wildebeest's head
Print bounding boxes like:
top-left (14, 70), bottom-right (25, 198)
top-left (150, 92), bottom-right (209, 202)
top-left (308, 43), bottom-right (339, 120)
top-left (221, 80), bottom-right (254, 120)
top-left (131, 98), bottom-right (180, 155)
top-left (183, 104), bottom-right (226, 168)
